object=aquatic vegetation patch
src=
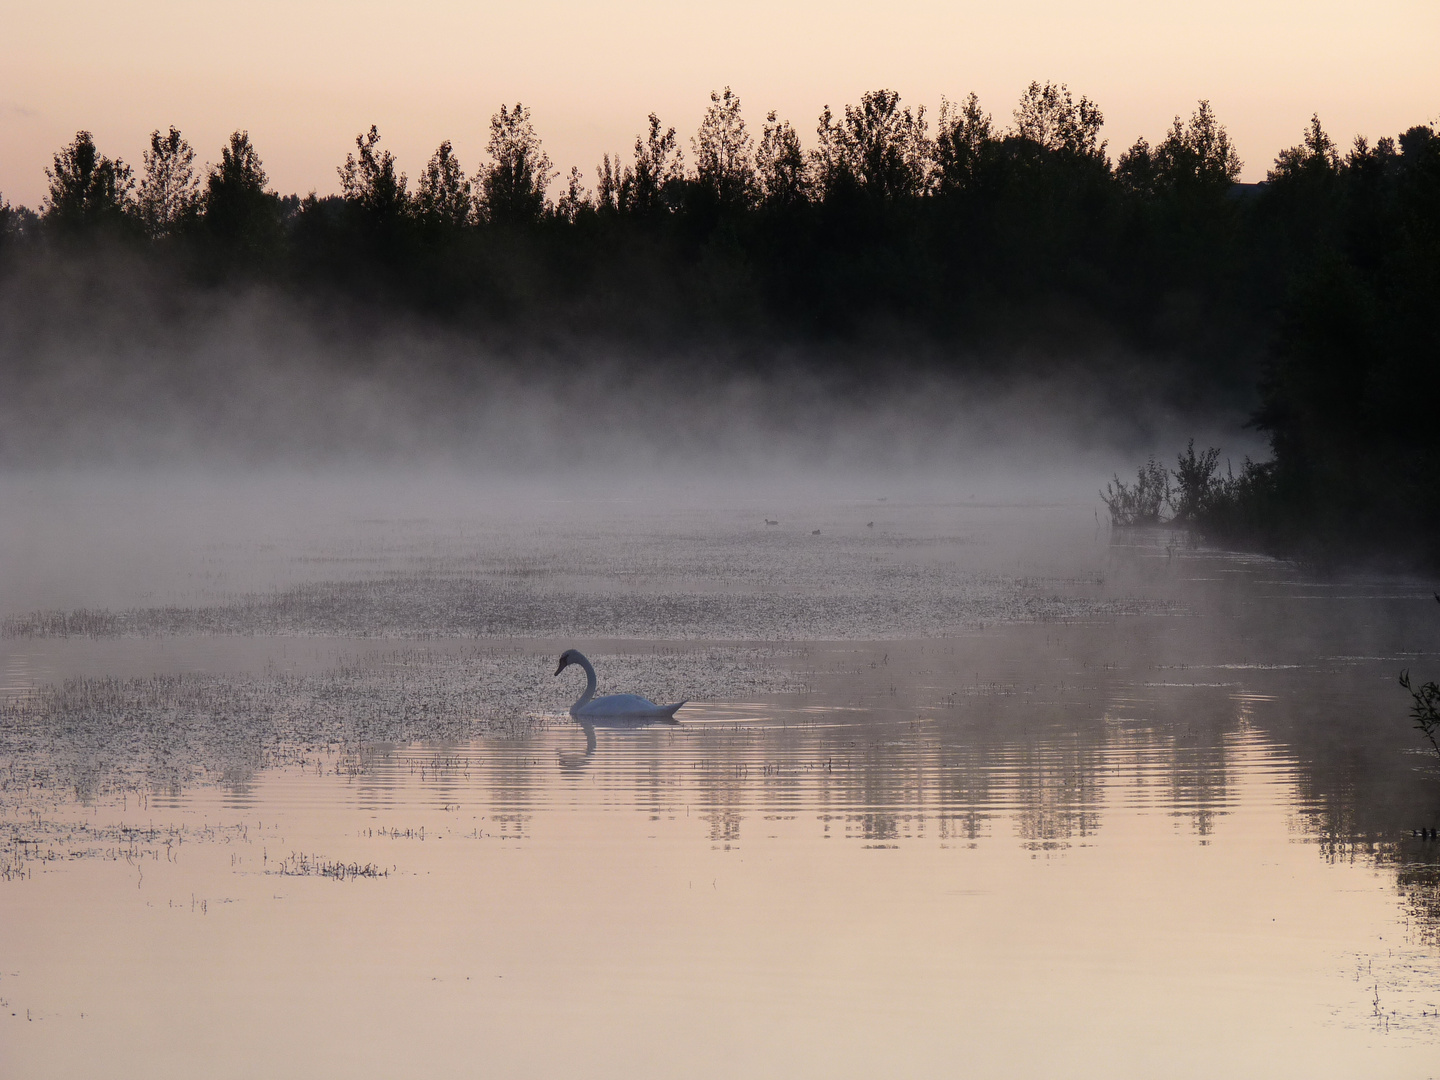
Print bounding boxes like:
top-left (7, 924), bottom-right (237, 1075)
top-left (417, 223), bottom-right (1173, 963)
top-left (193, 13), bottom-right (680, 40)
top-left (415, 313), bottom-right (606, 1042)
top-left (0, 817), bottom-right (249, 879)
top-left (3, 572), bottom-right (1173, 641)
top-left (274, 852), bottom-right (389, 880)
top-left (0, 644), bottom-right (804, 810)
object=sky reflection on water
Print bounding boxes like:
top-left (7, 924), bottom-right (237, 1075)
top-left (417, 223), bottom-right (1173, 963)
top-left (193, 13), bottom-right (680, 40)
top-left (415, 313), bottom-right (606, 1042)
top-left (5, 630), bottom-right (1440, 1078)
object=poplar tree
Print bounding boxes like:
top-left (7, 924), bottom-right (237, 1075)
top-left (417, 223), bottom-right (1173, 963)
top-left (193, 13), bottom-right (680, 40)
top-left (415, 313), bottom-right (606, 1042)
top-left (137, 126), bottom-right (200, 238)
top-left (42, 130), bottom-right (135, 233)
top-left (1118, 102), bottom-right (1241, 196)
top-left (756, 111), bottom-right (809, 207)
top-left (933, 93), bottom-right (994, 194)
top-left (553, 166), bottom-right (591, 222)
top-left (203, 131), bottom-right (282, 261)
top-left (1012, 81), bottom-right (1106, 160)
top-left (814, 90), bottom-right (931, 200)
top-left (480, 103), bottom-right (555, 225)
top-left (339, 125), bottom-right (411, 222)
top-left (624, 114), bottom-right (683, 214)
top-left (415, 140), bottom-right (472, 229)
top-left (693, 88), bottom-right (755, 209)
top-left (594, 153), bottom-right (623, 213)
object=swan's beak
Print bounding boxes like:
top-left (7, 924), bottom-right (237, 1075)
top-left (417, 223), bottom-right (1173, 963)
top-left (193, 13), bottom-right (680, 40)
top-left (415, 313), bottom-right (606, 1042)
top-left (554, 658), bottom-right (565, 676)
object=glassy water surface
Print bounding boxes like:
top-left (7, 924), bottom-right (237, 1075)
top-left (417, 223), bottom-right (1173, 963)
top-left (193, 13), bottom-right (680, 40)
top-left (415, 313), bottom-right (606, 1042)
top-left (1, 476), bottom-right (1438, 1078)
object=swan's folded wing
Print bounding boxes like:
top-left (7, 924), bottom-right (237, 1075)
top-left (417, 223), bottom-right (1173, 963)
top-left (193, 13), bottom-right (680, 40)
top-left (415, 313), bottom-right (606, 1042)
top-left (579, 693), bottom-right (660, 716)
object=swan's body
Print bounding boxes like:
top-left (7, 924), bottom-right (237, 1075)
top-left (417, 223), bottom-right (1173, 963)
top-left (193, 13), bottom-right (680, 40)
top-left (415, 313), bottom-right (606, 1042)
top-left (554, 649), bottom-right (686, 721)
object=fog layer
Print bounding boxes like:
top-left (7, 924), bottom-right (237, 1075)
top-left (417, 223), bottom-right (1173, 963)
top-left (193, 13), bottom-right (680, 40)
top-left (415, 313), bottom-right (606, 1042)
top-left (0, 256), bottom-right (1256, 473)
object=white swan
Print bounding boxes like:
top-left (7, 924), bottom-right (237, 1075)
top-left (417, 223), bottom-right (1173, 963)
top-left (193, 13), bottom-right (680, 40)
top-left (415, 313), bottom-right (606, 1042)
top-left (554, 649), bottom-right (686, 721)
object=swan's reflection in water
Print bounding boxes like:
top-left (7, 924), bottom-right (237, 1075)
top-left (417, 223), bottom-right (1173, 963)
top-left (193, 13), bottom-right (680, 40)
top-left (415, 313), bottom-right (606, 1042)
top-left (556, 715), bottom-right (681, 772)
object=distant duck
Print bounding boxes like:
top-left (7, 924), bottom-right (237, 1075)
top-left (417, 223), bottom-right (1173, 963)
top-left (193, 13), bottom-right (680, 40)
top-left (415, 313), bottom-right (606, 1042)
top-left (866, 521), bottom-right (874, 527)
top-left (554, 649), bottom-right (686, 720)
top-left (765, 519), bottom-right (779, 526)
top-left (812, 529), bottom-right (821, 535)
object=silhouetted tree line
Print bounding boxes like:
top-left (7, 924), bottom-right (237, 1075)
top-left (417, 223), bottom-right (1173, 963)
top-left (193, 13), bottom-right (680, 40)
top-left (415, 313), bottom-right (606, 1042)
top-left (1, 85), bottom-right (1436, 563)
top-left (0, 84), bottom-right (1259, 350)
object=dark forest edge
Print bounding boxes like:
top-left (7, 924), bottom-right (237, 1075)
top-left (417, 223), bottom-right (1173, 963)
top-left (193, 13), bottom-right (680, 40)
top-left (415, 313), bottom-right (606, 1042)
top-left (1, 83), bottom-right (1438, 566)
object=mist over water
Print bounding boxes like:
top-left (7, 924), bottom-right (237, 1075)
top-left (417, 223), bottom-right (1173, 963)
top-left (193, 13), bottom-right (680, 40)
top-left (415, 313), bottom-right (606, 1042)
top-left (0, 255), bottom-right (1435, 1078)
top-left (2, 452), bottom-right (1439, 1077)
top-left (0, 255), bottom-right (1259, 473)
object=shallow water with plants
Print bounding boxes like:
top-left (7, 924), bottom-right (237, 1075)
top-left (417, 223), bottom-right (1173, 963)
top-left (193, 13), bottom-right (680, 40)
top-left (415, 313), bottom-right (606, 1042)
top-left (2, 472), bottom-right (1438, 1078)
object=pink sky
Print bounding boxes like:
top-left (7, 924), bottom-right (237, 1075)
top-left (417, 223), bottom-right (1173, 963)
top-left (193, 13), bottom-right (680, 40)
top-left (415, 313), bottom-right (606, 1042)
top-left (2, 0), bottom-right (1436, 207)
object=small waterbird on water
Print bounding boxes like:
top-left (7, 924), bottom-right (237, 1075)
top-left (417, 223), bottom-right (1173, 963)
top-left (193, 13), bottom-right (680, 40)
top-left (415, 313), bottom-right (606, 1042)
top-left (554, 649), bottom-right (686, 721)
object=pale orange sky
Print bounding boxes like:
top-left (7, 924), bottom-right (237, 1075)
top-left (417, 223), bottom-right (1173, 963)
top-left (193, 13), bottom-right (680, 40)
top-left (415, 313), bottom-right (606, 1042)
top-left (1, 0), bottom-right (1436, 207)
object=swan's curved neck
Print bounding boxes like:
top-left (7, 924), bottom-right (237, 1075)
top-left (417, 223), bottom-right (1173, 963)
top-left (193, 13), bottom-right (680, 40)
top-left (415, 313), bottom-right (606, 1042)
top-left (570, 653), bottom-right (598, 714)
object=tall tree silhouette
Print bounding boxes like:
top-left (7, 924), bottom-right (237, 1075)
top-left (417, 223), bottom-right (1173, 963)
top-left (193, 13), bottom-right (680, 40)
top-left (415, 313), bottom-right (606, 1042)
top-left (415, 140), bottom-right (472, 230)
top-left (1012, 81), bottom-right (1106, 160)
top-left (0, 193), bottom-right (36, 251)
top-left (1270, 115), bottom-right (1341, 182)
top-left (339, 125), bottom-right (411, 225)
top-left (137, 126), bottom-right (200, 239)
top-left (692, 88), bottom-right (755, 210)
top-left (814, 90), bottom-right (931, 199)
top-left (481, 103), bottom-right (554, 225)
top-left (622, 114), bottom-right (683, 215)
top-left (1119, 102), bottom-right (1241, 196)
top-left (755, 111), bottom-right (809, 207)
top-left (203, 131), bottom-right (282, 266)
top-left (933, 93), bottom-right (994, 194)
top-left (594, 153), bottom-right (624, 214)
top-left (553, 166), bottom-right (591, 222)
top-left (42, 131), bottom-right (134, 235)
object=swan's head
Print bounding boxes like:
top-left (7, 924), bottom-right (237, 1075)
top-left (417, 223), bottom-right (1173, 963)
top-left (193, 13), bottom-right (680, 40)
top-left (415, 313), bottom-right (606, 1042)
top-left (555, 649), bottom-right (581, 676)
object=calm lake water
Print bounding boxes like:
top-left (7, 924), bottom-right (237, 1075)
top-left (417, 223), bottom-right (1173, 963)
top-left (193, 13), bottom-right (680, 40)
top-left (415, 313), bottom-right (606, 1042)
top-left (1, 473), bottom-right (1438, 1078)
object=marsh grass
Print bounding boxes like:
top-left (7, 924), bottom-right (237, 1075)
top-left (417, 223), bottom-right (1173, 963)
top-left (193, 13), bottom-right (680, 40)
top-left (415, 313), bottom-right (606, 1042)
top-left (0, 817), bottom-right (248, 876)
top-left (0, 644), bottom-right (806, 870)
top-left (275, 852), bottom-right (389, 880)
top-left (1101, 459), bottom-right (1169, 526)
top-left (1399, 596), bottom-right (1440, 761)
top-left (1169, 442), bottom-right (1224, 524)
top-left (0, 645), bottom-right (805, 812)
top-left (1399, 672), bottom-right (1440, 759)
top-left (1104, 440), bottom-right (1276, 542)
